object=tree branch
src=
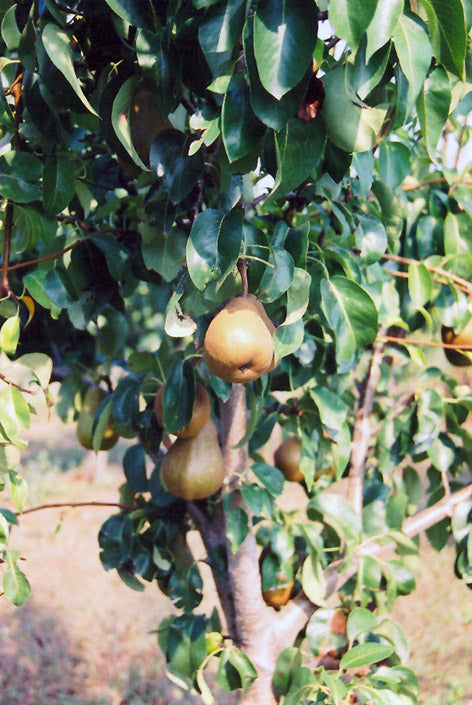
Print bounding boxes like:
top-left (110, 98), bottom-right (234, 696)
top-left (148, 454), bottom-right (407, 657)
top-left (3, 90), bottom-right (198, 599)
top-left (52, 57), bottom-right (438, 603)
top-left (1, 201), bottom-right (19, 304)
top-left (17, 500), bottom-right (133, 516)
top-left (348, 333), bottom-right (386, 514)
top-left (381, 252), bottom-right (472, 294)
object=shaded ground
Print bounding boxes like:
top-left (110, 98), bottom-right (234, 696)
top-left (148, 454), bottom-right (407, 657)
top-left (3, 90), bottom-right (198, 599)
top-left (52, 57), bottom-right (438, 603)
top-left (0, 412), bottom-right (471, 704)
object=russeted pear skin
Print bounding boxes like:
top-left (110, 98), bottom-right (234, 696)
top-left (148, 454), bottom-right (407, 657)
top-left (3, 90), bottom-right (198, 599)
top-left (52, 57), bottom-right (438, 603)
top-left (274, 438), bottom-right (303, 482)
top-left (161, 419), bottom-right (224, 501)
top-left (204, 294), bottom-right (276, 384)
top-left (154, 382), bottom-right (211, 438)
top-left (129, 87), bottom-right (168, 165)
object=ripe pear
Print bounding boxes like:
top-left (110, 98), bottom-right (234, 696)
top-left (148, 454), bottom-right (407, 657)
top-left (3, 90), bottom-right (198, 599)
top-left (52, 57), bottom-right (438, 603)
top-left (154, 382), bottom-right (211, 438)
top-left (204, 294), bottom-right (276, 384)
top-left (161, 419), bottom-right (224, 501)
top-left (129, 86), bottom-right (169, 165)
top-left (76, 386), bottom-right (119, 451)
top-left (262, 581), bottom-right (294, 608)
top-left (442, 321), bottom-right (472, 367)
top-left (274, 438), bottom-right (304, 482)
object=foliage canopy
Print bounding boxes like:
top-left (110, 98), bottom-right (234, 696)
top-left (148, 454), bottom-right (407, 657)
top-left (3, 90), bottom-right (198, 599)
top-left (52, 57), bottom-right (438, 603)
top-left (2, 0), bottom-right (472, 703)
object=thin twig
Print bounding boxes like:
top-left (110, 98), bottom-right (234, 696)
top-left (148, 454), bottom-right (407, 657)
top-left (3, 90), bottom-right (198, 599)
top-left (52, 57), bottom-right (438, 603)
top-left (17, 500), bottom-right (133, 516)
top-left (1, 201), bottom-right (19, 304)
top-left (0, 372), bottom-right (36, 395)
top-left (6, 238), bottom-right (91, 272)
top-left (402, 176), bottom-right (472, 191)
top-left (237, 259), bottom-right (249, 296)
top-left (381, 252), bottom-right (472, 294)
top-left (378, 334), bottom-right (472, 351)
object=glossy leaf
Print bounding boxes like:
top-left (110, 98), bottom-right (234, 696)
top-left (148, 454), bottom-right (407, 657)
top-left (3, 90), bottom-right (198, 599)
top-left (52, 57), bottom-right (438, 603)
top-left (253, 0), bottom-right (317, 99)
top-left (226, 507), bottom-right (249, 554)
top-left (198, 0), bottom-right (245, 54)
top-left (340, 643), bottom-right (395, 669)
top-left (123, 444), bottom-right (148, 492)
top-left (424, 0), bottom-right (467, 77)
top-left (42, 154), bottom-right (76, 216)
top-left (408, 262), bottom-right (433, 309)
top-left (269, 117), bottom-right (326, 202)
top-left (416, 66), bottom-right (451, 160)
top-left (365, 0), bottom-right (403, 60)
top-left (187, 209), bottom-right (243, 290)
top-left (162, 359), bottom-right (195, 435)
top-left (41, 23), bottom-right (98, 115)
top-left (329, 0), bottom-right (377, 50)
top-left (321, 276), bottom-right (378, 362)
top-left (0, 316), bottom-right (19, 356)
top-left (150, 130), bottom-right (204, 204)
top-left (222, 74), bottom-right (265, 163)
top-left (103, 0), bottom-right (155, 30)
top-left (392, 14), bottom-right (432, 117)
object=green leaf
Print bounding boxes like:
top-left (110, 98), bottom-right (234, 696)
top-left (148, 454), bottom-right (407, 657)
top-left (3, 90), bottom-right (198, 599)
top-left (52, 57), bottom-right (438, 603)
top-left (103, 0), bottom-right (155, 30)
top-left (140, 225), bottom-right (186, 282)
top-left (408, 262), bottom-right (433, 309)
top-left (443, 212), bottom-right (472, 255)
top-left (356, 215), bottom-right (388, 264)
top-left (41, 23), bottom-right (98, 116)
top-left (244, 16), bottom-right (311, 131)
top-left (321, 276), bottom-right (378, 362)
top-left (329, 0), bottom-right (377, 50)
top-left (0, 316), bottom-right (19, 356)
top-left (150, 129), bottom-right (204, 204)
top-left (309, 387), bottom-right (348, 432)
top-left (416, 65), bottom-right (451, 160)
top-left (346, 607), bottom-right (377, 641)
top-left (253, 0), bottom-right (317, 99)
top-left (273, 319), bottom-right (304, 360)
top-left (365, 0), bottom-right (403, 60)
top-left (216, 647), bottom-right (257, 692)
top-left (377, 142), bottom-right (412, 190)
top-left (392, 14), bottom-right (432, 117)
top-left (273, 648), bottom-right (302, 697)
top-left (92, 396), bottom-right (115, 454)
top-left (252, 461), bottom-right (285, 496)
top-left (309, 492), bottom-right (362, 543)
top-left (222, 74), bottom-right (265, 163)
top-left (0, 173), bottom-right (41, 203)
top-left (340, 643), bottom-right (395, 670)
top-left (302, 554), bottom-right (327, 605)
top-left (9, 469), bottom-right (28, 513)
top-left (226, 507), bottom-right (249, 554)
top-left (112, 374), bottom-right (142, 427)
top-left (42, 154), bottom-right (76, 216)
top-left (3, 549), bottom-right (31, 606)
top-left (162, 359), bottom-right (195, 435)
top-left (424, 0), bottom-right (467, 77)
top-left (257, 248), bottom-right (294, 303)
top-left (322, 66), bottom-right (388, 153)
top-left (199, 0), bottom-right (246, 54)
top-left (123, 444), bottom-right (148, 492)
top-left (187, 209), bottom-right (243, 290)
top-left (268, 117), bottom-right (326, 201)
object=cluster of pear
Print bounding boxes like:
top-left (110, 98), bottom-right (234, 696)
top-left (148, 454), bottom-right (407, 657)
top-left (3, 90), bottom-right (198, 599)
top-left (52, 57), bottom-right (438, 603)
top-left (203, 294), bottom-right (277, 384)
top-left (76, 386), bottom-right (119, 451)
top-left (155, 383), bottom-right (225, 501)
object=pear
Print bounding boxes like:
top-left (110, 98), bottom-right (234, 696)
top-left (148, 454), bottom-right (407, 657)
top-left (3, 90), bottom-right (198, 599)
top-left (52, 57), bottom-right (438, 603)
top-left (154, 382), bottom-right (211, 438)
top-left (442, 321), bottom-right (472, 367)
top-left (161, 419), bottom-right (224, 501)
top-left (204, 294), bottom-right (276, 384)
top-left (129, 86), bottom-right (169, 165)
top-left (76, 386), bottom-right (119, 451)
top-left (274, 438), bottom-right (303, 482)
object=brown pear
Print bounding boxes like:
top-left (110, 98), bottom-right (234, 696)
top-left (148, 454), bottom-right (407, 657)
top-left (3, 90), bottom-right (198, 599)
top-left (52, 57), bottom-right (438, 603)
top-left (161, 419), bottom-right (224, 501)
top-left (154, 382), bottom-right (211, 438)
top-left (204, 294), bottom-right (276, 384)
top-left (129, 86), bottom-right (169, 165)
top-left (442, 321), bottom-right (472, 367)
top-left (274, 438), bottom-right (303, 482)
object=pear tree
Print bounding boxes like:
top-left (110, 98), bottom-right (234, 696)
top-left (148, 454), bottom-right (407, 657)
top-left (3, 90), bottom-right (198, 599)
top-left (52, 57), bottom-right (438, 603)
top-left (2, 1), bottom-right (472, 704)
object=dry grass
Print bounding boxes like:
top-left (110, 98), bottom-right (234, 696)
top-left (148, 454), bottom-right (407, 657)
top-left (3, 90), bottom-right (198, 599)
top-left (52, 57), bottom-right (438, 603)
top-left (0, 412), bottom-right (471, 704)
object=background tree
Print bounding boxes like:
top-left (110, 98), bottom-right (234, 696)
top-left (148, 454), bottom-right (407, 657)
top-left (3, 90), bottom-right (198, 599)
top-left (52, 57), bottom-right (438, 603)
top-left (1, 1), bottom-right (472, 704)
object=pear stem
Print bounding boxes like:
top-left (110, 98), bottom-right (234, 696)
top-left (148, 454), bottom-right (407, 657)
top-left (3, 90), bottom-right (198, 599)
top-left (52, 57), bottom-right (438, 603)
top-left (237, 258), bottom-right (249, 296)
